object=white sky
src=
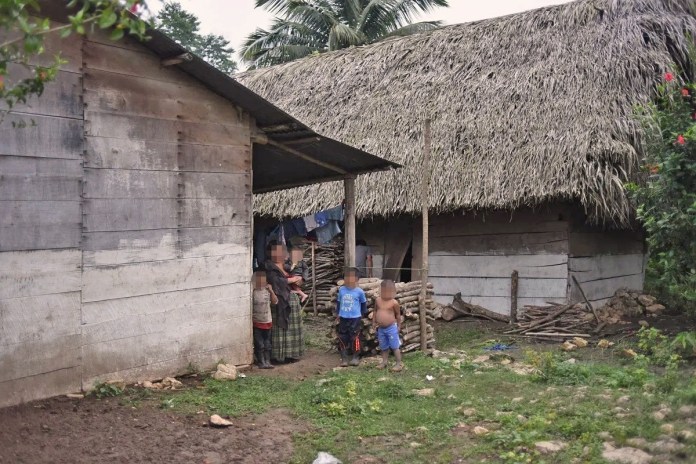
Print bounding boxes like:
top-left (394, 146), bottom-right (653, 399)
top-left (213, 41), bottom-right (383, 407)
top-left (148, 0), bottom-right (574, 65)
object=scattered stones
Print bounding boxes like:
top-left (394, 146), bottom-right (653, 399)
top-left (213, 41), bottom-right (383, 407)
top-left (677, 430), bottom-right (695, 441)
top-left (638, 295), bottom-right (656, 307)
top-left (458, 407), bottom-right (477, 417)
top-left (472, 426), bottom-right (489, 436)
top-left (535, 441), bottom-right (567, 455)
top-left (660, 424), bottom-right (675, 434)
top-left (142, 381), bottom-right (155, 389)
top-left (472, 355), bottom-right (490, 363)
top-left (626, 438), bottom-right (648, 449)
top-left (66, 393), bottom-right (84, 399)
top-left (561, 341), bottom-right (577, 351)
top-left (601, 443), bottom-right (652, 464)
top-left (597, 339), bottom-right (614, 349)
top-left (652, 411), bottom-right (667, 421)
top-left (161, 377), bottom-right (183, 389)
top-left (638, 320), bottom-right (649, 328)
top-left (617, 396), bottom-right (631, 405)
top-left (106, 379), bottom-right (126, 390)
top-left (208, 415), bottom-right (232, 428)
top-left (413, 388), bottom-right (435, 397)
top-left (212, 364), bottom-right (237, 381)
top-left (516, 414), bottom-right (528, 423)
top-left (645, 304), bottom-right (666, 315)
top-left (677, 405), bottom-right (696, 418)
top-left (650, 437), bottom-right (684, 453)
top-left (409, 442), bottom-right (422, 448)
top-left (512, 397), bottom-right (524, 403)
top-left (622, 349), bottom-right (638, 359)
top-left (564, 358), bottom-right (577, 364)
top-left (598, 431), bottom-right (613, 440)
top-left (572, 337), bottom-right (588, 348)
top-left (313, 452), bottom-right (342, 464)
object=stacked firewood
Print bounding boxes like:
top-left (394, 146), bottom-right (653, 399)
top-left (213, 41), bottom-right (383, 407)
top-left (505, 302), bottom-right (598, 341)
top-left (327, 278), bottom-right (436, 353)
top-left (301, 239), bottom-right (344, 312)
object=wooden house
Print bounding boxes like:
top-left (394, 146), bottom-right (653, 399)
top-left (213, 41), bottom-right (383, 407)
top-left (0, 4), bottom-right (395, 407)
top-left (238, 0), bottom-right (696, 313)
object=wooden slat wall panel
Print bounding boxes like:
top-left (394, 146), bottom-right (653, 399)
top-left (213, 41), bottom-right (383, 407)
top-left (79, 34), bottom-right (254, 392)
top-left (568, 254), bottom-right (645, 305)
top-left (4, 64), bottom-right (83, 118)
top-left (84, 137), bottom-right (251, 173)
top-left (0, 114), bottom-right (83, 159)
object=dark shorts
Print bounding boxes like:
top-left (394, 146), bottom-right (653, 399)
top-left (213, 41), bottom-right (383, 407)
top-left (337, 317), bottom-right (362, 353)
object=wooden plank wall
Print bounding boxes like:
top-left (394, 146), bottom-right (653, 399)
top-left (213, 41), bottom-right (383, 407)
top-left (424, 208), bottom-right (571, 314)
top-left (568, 227), bottom-right (645, 306)
top-left (0, 31), bottom-right (84, 407)
top-left (79, 32), bottom-right (253, 388)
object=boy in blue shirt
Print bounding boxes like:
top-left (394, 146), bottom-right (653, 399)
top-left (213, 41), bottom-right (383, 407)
top-left (336, 267), bottom-right (367, 367)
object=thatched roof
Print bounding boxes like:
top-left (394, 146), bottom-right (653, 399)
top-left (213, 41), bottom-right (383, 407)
top-left (238, 0), bottom-right (696, 225)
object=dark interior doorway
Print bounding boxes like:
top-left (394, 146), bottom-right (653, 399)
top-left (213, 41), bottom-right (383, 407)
top-left (400, 241), bottom-right (413, 283)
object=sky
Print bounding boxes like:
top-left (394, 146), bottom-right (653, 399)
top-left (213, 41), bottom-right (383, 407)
top-left (148, 0), bottom-right (574, 66)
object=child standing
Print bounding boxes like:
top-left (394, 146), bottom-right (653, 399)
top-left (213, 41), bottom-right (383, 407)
top-left (253, 270), bottom-right (278, 369)
top-left (373, 279), bottom-right (403, 372)
top-left (335, 267), bottom-right (367, 367)
top-left (284, 248), bottom-right (310, 303)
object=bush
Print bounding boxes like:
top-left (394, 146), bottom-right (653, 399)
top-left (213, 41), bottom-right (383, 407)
top-left (630, 71), bottom-right (696, 314)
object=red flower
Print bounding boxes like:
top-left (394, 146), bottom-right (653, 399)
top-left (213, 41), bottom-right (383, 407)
top-left (665, 72), bottom-right (674, 82)
top-left (682, 88), bottom-right (690, 96)
top-left (677, 134), bottom-right (686, 145)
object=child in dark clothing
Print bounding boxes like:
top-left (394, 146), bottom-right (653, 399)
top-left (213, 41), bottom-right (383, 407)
top-left (335, 267), bottom-right (368, 367)
top-left (284, 248), bottom-right (310, 303)
top-left (253, 271), bottom-right (278, 369)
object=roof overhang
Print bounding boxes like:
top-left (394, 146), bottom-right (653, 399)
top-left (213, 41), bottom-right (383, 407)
top-left (36, 1), bottom-right (398, 194)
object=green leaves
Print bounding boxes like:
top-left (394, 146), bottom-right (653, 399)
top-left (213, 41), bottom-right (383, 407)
top-left (242, 0), bottom-right (449, 68)
top-left (1, 0), bottom-right (149, 115)
top-left (631, 70), bottom-right (696, 314)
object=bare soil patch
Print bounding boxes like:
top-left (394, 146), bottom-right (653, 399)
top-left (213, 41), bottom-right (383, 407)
top-left (0, 395), bottom-right (308, 464)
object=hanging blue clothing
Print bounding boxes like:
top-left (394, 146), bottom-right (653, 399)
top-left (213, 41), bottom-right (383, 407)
top-left (315, 221), bottom-right (342, 244)
top-left (315, 205), bottom-right (343, 228)
top-left (282, 218), bottom-right (307, 239)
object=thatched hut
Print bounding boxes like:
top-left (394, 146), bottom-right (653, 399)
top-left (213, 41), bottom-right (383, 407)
top-left (238, 0), bottom-right (696, 313)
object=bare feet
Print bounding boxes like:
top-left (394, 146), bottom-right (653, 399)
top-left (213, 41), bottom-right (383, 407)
top-left (391, 363), bottom-right (404, 372)
top-left (376, 362), bottom-right (387, 369)
top-left (340, 359), bottom-right (349, 367)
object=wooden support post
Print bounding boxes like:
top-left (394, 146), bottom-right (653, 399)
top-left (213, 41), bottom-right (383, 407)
top-left (311, 241), bottom-right (317, 316)
top-left (510, 270), bottom-right (519, 323)
top-left (419, 119), bottom-right (431, 352)
top-left (344, 176), bottom-right (356, 270)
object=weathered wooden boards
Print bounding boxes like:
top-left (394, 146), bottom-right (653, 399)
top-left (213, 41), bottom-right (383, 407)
top-left (1, 29), bottom-right (256, 407)
top-left (79, 35), bottom-right (253, 388)
top-left (0, 28), bottom-right (84, 407)
top-left (568, 254), bottom-right (645, 307)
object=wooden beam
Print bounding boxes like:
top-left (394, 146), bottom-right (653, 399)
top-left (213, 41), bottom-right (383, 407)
top-left (284, 136), bottom-right (321, 145)
top-left (266, 139), bottom-right (347, 175)
top-left (161, 53), bottom-right (193, 67)
top-left (420, 119), bottom-right (431, 352)
top-left (311, 241), bottom-right (317, 316)
top-left (344, 176), bottom-right (356, 269)
top-left (510, 270), bottom-right (519, 323)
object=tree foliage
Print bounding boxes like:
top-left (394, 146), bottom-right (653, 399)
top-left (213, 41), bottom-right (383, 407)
top-left (630, 71), bottom-right (696, 313)
top-left (241, 0), bottom-right (448, 68)
top-left (155, 2), bottom-right (236, 74)
top-left (1, 0), bottom-right (147, 115)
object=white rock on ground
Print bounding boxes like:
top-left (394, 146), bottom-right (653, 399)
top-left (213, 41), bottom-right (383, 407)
top-left (212, 364), bottom-right (237, 381)
top-left (601, 443), bottom-right (652, 464)
top-left (66, 393), bottom-right (84, 399)
top-left (313, 452), bottom-right (342, 464)
top-left (534, 441), bottom-right (567, 454)
top-left (413, 388), bottom-right (435, 397)
top-left (677, 405), bottom-right (696, 417)
top-left (161, 377), bottom-right (183, 389)
top-left (473, 426), bottom-right (489, 436)
top-left (208, 415), bottom-right (233, 427)
top-left (650, 437), bottom-right (684, 453)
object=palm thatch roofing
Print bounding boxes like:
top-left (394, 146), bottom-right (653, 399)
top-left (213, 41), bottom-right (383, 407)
top-left (238, 0), bottom-right (696, 225)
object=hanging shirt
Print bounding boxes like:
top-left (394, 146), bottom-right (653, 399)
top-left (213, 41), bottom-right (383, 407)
top-left (315, 221), bottom-right (342, 244)
top-left (303, 215), bottom-right (319, 232)
top-left (337, 286), bottom-right (367, 319)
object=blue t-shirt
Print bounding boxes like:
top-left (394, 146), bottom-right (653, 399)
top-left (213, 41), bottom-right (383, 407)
top-left (337, 286), bottom-right (366, 319)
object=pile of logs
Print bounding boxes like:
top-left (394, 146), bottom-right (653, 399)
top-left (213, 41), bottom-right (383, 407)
top-left (328, 278), bottom-right (437, 353)
top-left (504, 302), bottom-right (599, 341)
top-left (302, 239), bottom-right (344, 313)
top-left (441, 293), bottom-right (511, 323)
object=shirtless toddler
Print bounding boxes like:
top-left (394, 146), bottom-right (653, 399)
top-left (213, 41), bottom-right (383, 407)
top-left (372, 279), bottom-right (403, 372)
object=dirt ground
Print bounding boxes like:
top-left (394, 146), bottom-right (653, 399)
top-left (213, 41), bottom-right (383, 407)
top-left (0, 381), bottom-right (310, 464)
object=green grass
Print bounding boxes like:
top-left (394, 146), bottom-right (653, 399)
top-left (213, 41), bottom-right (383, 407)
top-left (147, 325), bottom-right (696, 463)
